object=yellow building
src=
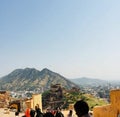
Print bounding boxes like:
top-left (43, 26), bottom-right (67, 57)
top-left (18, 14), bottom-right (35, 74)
top-left (93, 89), bottom-right (120, 117)
top-left (25, 94), bottom-right (42, 111)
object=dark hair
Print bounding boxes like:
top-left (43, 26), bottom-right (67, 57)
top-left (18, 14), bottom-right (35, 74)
top-left (15, 111), bottom-right (19, 116)
top-left (69, 110), bottom-right (72, 113)
top-left (56, 107), bottom-right (61, 110)
top-left (74, 100), bottom-right (89, 116)
top-left (69, 110), bottom-right (73, 116)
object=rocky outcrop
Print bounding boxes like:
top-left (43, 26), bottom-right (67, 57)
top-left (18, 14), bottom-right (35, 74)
top-left (0, 91), bottom-right (10, 108)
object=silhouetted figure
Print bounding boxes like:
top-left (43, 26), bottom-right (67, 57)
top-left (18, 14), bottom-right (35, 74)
top-left (67, 110), bottom-right (73, 117)
top-left (15, 111), bottom-right (19, 117)
top-left (30, 108), bottom-right (35, 117)
top-left (43, 108), bottom-right (54, 117)
top-left (74, 100), bottom-right (91, 117)
top-left (35, 105), bottom-right (43, 117)
top-left (51, 109), bottom-right (56, 116)
top-left (55, 107), bottom-right (64, 117)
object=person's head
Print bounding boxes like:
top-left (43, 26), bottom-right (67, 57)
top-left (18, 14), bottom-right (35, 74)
top-left (46, 107), bottom-right (51, 113)
top-left (69, 110), bottom-right (73, 115)
top-left (35, 105), bottom-right (38, 110)
top-left (15, 111), bottom-right (19, 116)
top-left (56, 107), bottom-right (61, 112)
top-left (36, 104), bottom-right (39, 108)
top-left (74, 100), bottom-right (89, 117)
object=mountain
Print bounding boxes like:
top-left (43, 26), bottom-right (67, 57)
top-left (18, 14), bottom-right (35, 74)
top-left (0, 68), bottom-right (79, 91)
top-left (70, 77), bottom-right (109, 86)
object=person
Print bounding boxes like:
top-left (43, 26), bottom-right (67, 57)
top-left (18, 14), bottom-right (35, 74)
top-left (25, 108), bottom-right (31, 117)
top-left (43, 108), bottom-right (54, 117)
top-left (67, 110), bottom-right (73, 117)
top-left (30, 108), bottom-right (35, 117)
top-left (15, 111), bottom-right (19, 117)
top-left (74, 100), bottom-right (91, 117)
top-left (55, 107), bottom-right (64, 117)
top-left (35, 105), bottom-right (43, 117)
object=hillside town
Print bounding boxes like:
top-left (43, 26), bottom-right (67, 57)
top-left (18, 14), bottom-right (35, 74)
top-left (0, 84), bottom-right (80, 117)
top-left (0, 84), bottom-right (80, 109)
top-left (1, 82), bottom-right (120, 117)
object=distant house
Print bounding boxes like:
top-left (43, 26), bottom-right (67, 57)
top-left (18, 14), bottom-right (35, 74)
top-left (10, 94), bottom-right (42, 112)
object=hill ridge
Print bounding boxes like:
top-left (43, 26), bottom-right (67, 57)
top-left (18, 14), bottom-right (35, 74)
top-left (0, 68), bottom-right (79, 91)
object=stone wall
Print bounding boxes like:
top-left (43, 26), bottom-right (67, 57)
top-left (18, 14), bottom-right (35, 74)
top-left (93, 89), bottom-right (120, 117)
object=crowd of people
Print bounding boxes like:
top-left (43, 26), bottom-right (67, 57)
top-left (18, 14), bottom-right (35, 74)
top-left (15, 100), bottom-right (92, 117)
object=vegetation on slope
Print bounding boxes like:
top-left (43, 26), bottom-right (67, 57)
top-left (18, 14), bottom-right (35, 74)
top-left (64, 92), bottom-right (108, 110)
top-left (42, 90), bottom-right (108, 110)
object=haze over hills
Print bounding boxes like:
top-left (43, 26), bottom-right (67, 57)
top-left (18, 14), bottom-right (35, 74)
top-left (70, 77), bottom-right (120, 87)
top-left (70, 77), bottom-right (108, 86)
top-left (0, 68), bottom-right (79, 91)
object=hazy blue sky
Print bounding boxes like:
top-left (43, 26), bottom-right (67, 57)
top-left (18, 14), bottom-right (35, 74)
top-left (0, 0), bottom-right (120, 80)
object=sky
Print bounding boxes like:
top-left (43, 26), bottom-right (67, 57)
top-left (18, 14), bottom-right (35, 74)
top-left (0, 0), bottom-right (120, 80)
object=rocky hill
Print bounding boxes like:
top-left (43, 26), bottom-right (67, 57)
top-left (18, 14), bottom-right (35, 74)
top-left (0, 68), bottom-right (79, 91)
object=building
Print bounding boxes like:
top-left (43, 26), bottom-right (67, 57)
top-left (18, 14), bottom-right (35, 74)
top-left (25, 94), bottom-right (42, 111)
top-left (93, 89), bottom-right (120, 117)
top-left (9, 94), bottom-right (42, 112)
top-left (43, 84), bottom-right (64, 109)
